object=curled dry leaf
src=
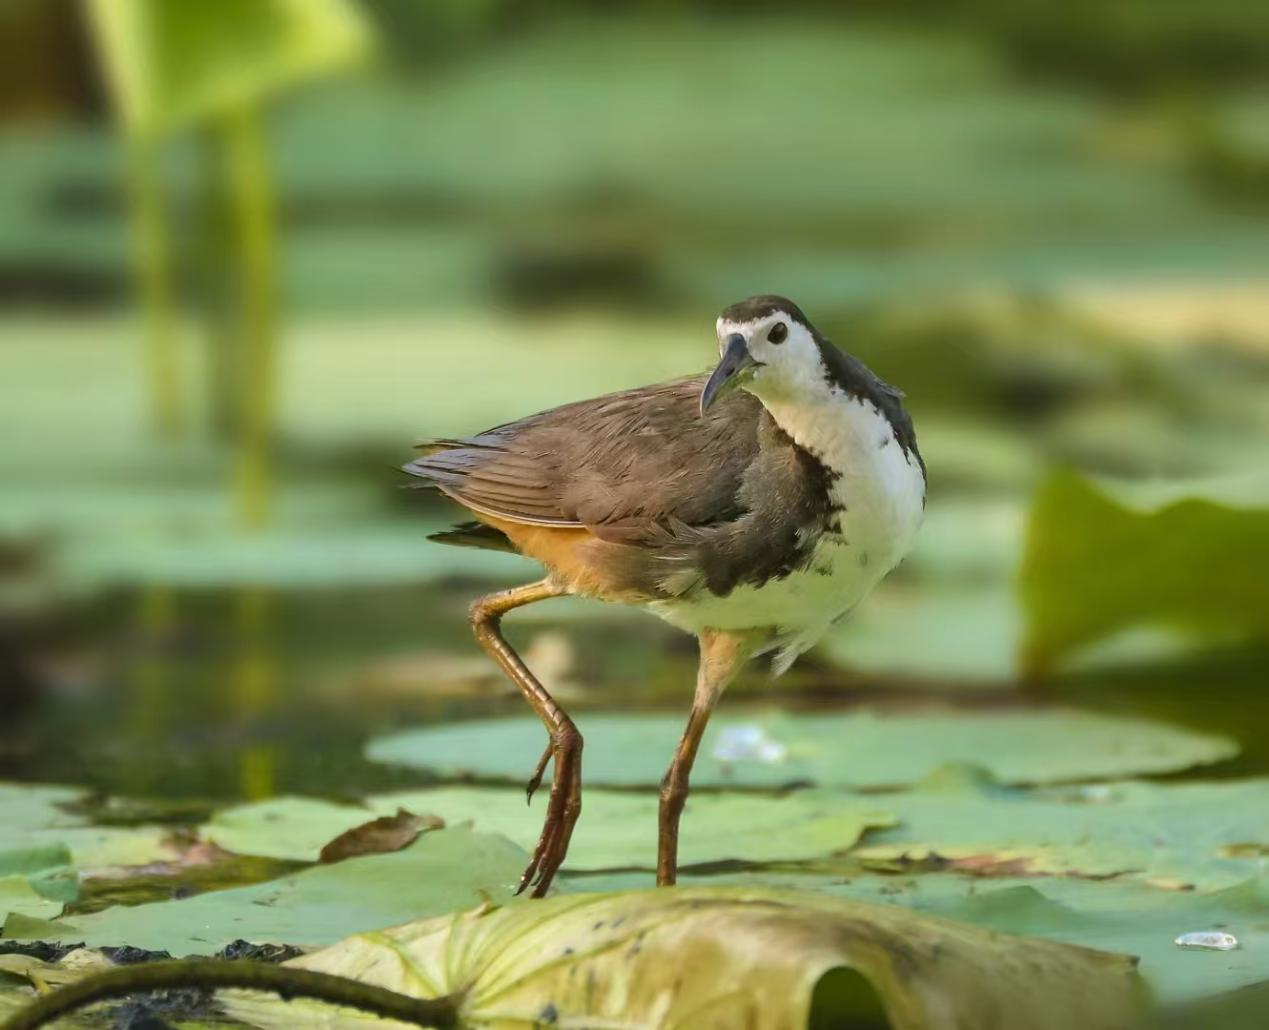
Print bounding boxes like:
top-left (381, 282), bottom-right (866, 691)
top-left (223, 887), bottom-right (1145, 1030)
top-left (318, 810), bottom-right (443, 865)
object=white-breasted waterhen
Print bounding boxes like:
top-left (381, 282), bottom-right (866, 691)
top-left (406, 295), bottom-right (926, 895)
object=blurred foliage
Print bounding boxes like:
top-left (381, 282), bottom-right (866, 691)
top-left (1020, 471), bottom-right (1269, 674)
top-left (85, 0), bottom-right (370, 138)
top-left (3, 6), bottom-right (1269, 1026)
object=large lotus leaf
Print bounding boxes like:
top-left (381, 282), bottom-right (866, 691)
top-left (1, 829), bottom-right (525, 956)
top-left (0, 783), bottom-right (173, 871)
top-left (0, 843), bottom-right (77, 912)
top-left (365, 706), bottom-right (1236, 789)
top-left (1020, 470), bottom-right (1269, 673)
top-left (853, 773), bottom-right (1269, 890)
top-left (0, 878), bottom-right (61, 922)
top-left (572, 870), bottom-right (1269, 1006)
top-left (203, 789), bottom-right (893, 870)
top-left (370, 787), bottom-right (893, 870)
top-left (204, 796), bottom-right (385, 863)
top-left (86, 0), bottom-right (372, 137)
top-left (223, 887), bottom-right (1144, 1030)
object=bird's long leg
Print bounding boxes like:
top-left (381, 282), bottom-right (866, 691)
top-left (468, 579), bottom-right (578, 897)
top-left (657, 629), bottom-right (753, 887)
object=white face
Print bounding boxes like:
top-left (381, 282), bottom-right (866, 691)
top-left (715, 311), bottom-right (823, 401)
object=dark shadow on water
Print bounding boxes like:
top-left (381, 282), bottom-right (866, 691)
top-left (2, 582), bottom-right (1266, 804)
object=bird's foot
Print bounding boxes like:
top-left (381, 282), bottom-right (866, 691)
top-left (524, 743), bottom-right (552, 805)
top-left (517, 726), bottom-right (582, 898)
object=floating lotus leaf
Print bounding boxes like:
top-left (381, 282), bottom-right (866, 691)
top-left (0, 782), bottom-right (174, 873)
top-left (204, 796), bottom-right (383, 863)
top-left (366, 706), bottom-right (1236, 789)
top-left (201, 789), bottom-right (893, 871)
top-left (853, 773), bottom-right (1269, 891)
top-left (1, 829), bottom-right (525, 956)
top-left (370, 786), bottom-right (894, 870)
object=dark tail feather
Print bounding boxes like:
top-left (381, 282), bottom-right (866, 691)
top-left (428, 521), bottom-right (516, 553)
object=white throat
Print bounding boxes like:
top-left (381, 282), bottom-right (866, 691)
top-left (749, 367), bottom-right (926, 572)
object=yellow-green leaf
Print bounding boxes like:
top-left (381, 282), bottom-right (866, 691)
top-left (86, 0), bottom-right (373, 137)
top-left (223, 888), bottom-right (1145, 1030)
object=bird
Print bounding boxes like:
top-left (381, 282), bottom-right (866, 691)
top-left (405, 295), bottom-right (926, 896)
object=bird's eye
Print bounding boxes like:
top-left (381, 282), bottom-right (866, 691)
top-left (768, 322), bottom-right (788, 345)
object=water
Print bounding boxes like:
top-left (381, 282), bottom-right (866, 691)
top-left (4, 581), bottom-right (1267, 806)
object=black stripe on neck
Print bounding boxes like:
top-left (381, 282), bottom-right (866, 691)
top-left (813, 334), bottom-right (925, 480)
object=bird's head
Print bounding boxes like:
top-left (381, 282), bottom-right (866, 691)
top-left (700, 295), bottom-right (826, 415)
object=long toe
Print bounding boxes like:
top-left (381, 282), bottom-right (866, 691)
top-left (525, 742), bottom-right (552, 805)
top-left (530, 755), bottom-right (582, 897)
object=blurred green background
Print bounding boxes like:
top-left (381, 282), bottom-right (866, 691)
top-left (2, 0), bottom-right (1268, 803)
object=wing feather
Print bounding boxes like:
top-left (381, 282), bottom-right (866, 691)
top-left (404, 376), bottom-right (762, 535)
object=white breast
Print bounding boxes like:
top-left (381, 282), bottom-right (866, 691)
top-left (650, 387), bottom-right (926, 670)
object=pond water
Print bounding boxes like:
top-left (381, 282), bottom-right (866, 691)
top-left (4, 581), bottom-right (1266, 812)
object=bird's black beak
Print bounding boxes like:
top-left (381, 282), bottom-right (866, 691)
top-left (700, 334), bottom-right (757, 416)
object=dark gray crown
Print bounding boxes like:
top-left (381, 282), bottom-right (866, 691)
top-left (719, 295), bottom-right (813, 331)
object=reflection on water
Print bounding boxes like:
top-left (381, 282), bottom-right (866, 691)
top-left (3, 581), bottom-right (1267, 805)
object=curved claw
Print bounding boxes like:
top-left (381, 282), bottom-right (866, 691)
top-left (515, 730), bottom-right (582, 897)
top-left (525, 743), bottom-right (552, 806)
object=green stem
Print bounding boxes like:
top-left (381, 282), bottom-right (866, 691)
top-left (0, 960), bottom-right (459, 1030)
top-left (221, 104), bottom-right (277, 530)
top-left (126, 138), bottom-right (182, 438)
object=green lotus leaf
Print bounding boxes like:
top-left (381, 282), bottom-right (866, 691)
top-left (201, 789), bottom-right (892, 871)
top-left (0, 782), bottom-right (173, 873)
top-left (373, 787), bottom-right (893, 870)
top-left (1020, 470), bottom-right (1269, 673)
top-left (221, 887), bottom-right (1144, 1030)
top-left (1, 828), bottom-right (525, 956)
top-left (87, 0), bottom-right (372, 137)
top-left (853, 773), bottom-right (1269, 891)
top-left (366, 706), bottom-right (1236, 789)
top-left (204, 796), bottom-right (384, 863)
top-left (572, 869), bottom-right (1269, 1006)
top-left (0, 877), bottom-right (61, 922)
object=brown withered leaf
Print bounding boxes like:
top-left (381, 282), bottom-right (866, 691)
top-left (318, 809), bottom-right (443, 865)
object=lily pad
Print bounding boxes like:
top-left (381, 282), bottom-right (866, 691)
top-left (202, 789), bottom-right (893, 871)
top-left (223, 887), bottom-right (1144, 1030)
top-left (205, 796), bottom-right (384, 863)
top-left (2, 828), bottom-right (526, 955)
top-left (370, 787), bottom-right (894, 871)
top-left (365, 706), bottom-right (1236, 789)
top-left (0, 782), bottom-right (173, 872)
top-left (0, 878), bottom-right (61, 922)
top-left (854, 772), bottom-right (1269, 891)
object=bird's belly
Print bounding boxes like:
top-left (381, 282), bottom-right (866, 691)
top-left (647, 398), bottom-right (925, 652)
top-left (651, 479), bottom-right (922, 640)
top-left (650, 528), bottom-right (891, 638)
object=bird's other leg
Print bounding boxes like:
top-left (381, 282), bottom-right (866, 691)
top-left (468, 579), bottom-right (577, 897)
top-left (657, 628), bottom-right (753, 887)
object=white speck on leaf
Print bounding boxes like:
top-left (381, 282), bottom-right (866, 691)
top-left (1174, 931), bottom-right (1238, 951)
top-left (712, 725), bottom-right (788, 765)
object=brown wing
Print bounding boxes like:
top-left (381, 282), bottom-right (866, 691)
top-left (405, 376), bottom-right (764, 542)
